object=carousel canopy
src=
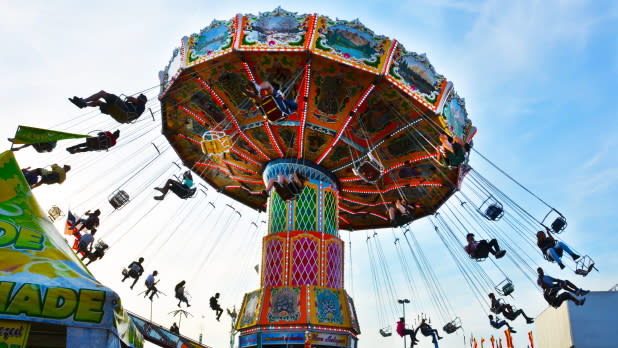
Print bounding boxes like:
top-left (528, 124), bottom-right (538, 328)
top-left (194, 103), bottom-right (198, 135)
top-left (159, 7), bottom-right (474, 230)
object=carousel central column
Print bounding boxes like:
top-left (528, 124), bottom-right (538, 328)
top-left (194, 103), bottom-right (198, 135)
top-left (236, 159), bottom-right (360, 348)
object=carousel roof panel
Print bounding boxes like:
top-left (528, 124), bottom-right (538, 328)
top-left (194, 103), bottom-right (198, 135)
top-left (159, 8), bottom-right (474, 230)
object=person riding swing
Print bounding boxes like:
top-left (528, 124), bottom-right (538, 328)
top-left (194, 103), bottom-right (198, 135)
top-left (70, 90), bottom-right (148, 123)
top-left (245, 81), bottom-right (298, 124)
top-left (396, 317), bottom-right (420, 347)
top-left (67, 130), bottom-right (119, 154)
top-left (464, 233), bottom-right (506, 260)
top-left (122, 257), bottom-right (145, 290)
top-left (536, 227), bottom-right (580, 270)
top-left (144, 271), bottom-right (159, 301)
top-left (210, 293), bottom-right (224, 321)
top-left (154, 171), bottom-right (196, 200)
top-left (388, 199), bottom-right (417, 227)
top-left (488, 293), bottom-right (534, 324)
top-left (175, 280), bottom-right (191, 307)
top-left (263, 172), bottom-right (307, 201)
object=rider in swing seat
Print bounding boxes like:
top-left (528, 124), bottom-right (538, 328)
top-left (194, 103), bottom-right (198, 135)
top-left (122, 257), bottom-right (145, 290)
top-left (70, 90), bottom-right (148, 123)
top-left (388, 199), bottom-right (417, 227)
top-left (245, 81), bottom-right (298, 120)
top-left (154, 171), bottom-right (195, 200)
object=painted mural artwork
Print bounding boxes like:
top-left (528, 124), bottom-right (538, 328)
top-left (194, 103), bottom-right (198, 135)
top-left (385, 133), bottom-right (425, 158)
top-left (390, 49), bottom-right (444, 98)
top-left (187, 20), bottom-right (234, 63)
top-left (240, 290), bottom-right (261, 327)
top-left (190, 91), bottom-right (227, 124)
top-left (441, 92), bottom-right (469, 138)
top-left (315, 18), bottom-right (388, 69)
top-left (315, 288), bottom-right (344, 325)
top-left (397, 164), bottom-right (437, 180)
top-left (243, 8), bottom-right (308, 48)
top-left (307, 132), bottom-right (327, 154)
top-left (314, 74), bottom-right (347, 118)
top-left (267, 287), bottom-right (301, 322)
top-left (216, 72), bottom-right (254, 110)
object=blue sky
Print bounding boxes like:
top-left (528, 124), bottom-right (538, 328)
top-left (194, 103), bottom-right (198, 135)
top-left (1, 1), bottom-right (617, 347)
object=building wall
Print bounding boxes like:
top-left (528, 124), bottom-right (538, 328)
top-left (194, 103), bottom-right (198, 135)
top-left (535, 291), bottom-right (618, 348)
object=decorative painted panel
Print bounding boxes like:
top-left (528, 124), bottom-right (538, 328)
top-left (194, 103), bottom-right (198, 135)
top-left (263, 238), bottom-right (285, 287)
top-left (291, 236), bottom-right (320, 286)
top-left (310, 16), bottom-right (393, 74)
top-left (323, 189), bottom-right (337, 236)
top-left (314, 288), bottom-right (345, 325)
top-left (293, 183), bottom-right (318, 231)
top-left (238, 289), bottom-right (263, 329)
top-left (326, 240), bottom-right (343, 289)
top-left (185, 17), bottom-right (238, 67)
top-left (387, 44), bottom-right (447, 110)
top-left (238, 8), bottom-right (316, 51)
top-left (267, 286), bottom-right (302, 323)
top-left (440, 90), bottom-right (472, 139)
top-left (269, 192), bottom-right (287, 234)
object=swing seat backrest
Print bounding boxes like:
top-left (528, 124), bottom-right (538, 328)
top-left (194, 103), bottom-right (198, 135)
top-left (379, 327), bottom-right (392, 337)
top-left (109, 190), bottom-right (130, 209)
top-left (177, 187), bottom-right (197, 199)
top-left (354, 153), bottom-right (384, 184)
top-left (501, 282), bottom-right (515, 296)
top-left (260, 95), bottom-right (286, 124)
top-left (485, 204), bottom-right (504, 221)
top-left (551, 217), bottom-right (567, 233)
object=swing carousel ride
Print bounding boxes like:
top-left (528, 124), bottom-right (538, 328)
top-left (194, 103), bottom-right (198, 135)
top-left (1, 7), bottom-right (598, 348)
top-left (158, 7), bottom-right (474, 347)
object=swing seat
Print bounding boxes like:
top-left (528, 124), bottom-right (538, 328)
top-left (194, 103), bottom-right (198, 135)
top-left (201, 131), bottom-right (232, 155)
top-left (575, 255), bottom-right (596, 276)
top-left (551, 216), bottom-right (567, 233)
top-left (479, 197), bottom-right (504, 221)
top-left (101, 95), bottom-right (140, 124)
top-left (84, 133), bottom-right (114, 151)
top-left (48, 205), bottom-right (63, 222)
top-left (259, 95), bottom-right (287, 125)
top-left (495, 279), bottom-right (515, 297)
top-left (443, 319), bottom-right (460, 334)
top-left (485, 204), bottom-right (504, 221)
top-left (542, 208), bottom-right (567, 234)
top-left (379, 326), bottom-right (392, 337)
top-left (109, 190), bottom-right (130, 210)
top-left (353, 151), bottom-right (384, 184)
top-left (172, 186), bottom-right (197, 199)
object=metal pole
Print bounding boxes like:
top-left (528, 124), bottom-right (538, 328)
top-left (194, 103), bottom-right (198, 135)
top-left (402, 301), bottom-right (406, 348)
top-left (398, 299), bottom-right (410, 348)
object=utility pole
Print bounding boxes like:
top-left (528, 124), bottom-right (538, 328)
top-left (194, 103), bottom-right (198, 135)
top-left (398, 298), bottom-right (410, 348)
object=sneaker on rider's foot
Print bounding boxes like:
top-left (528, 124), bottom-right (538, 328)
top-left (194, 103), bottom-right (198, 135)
top-left (558, 263), bottom-right (566, 270)
top-left (572, 254), bottom-right (580, 261)
top-left (495, 250), bottom-right (506, 259)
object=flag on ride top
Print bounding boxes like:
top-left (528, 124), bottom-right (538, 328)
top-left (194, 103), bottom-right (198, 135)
top-left (64, 210), bottom-right (77, 235)
top-left (504, 329), bottom-right (514, 348)
top-left (528, 331), bottom-right (534, 348)
top-left (491, 335), bottom-right (496, 348)
top-left (473, 337), bottom-right (478, 348)
top-left (481, 337), bottom-right (485, 348)
top-left (499, 337), bottom-right (503, 348)
top-left (11, 125), bottom-right (88, 145)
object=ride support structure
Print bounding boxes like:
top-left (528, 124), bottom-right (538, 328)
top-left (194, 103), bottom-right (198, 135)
top-left (235, 159), bottom-right (360, 348)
